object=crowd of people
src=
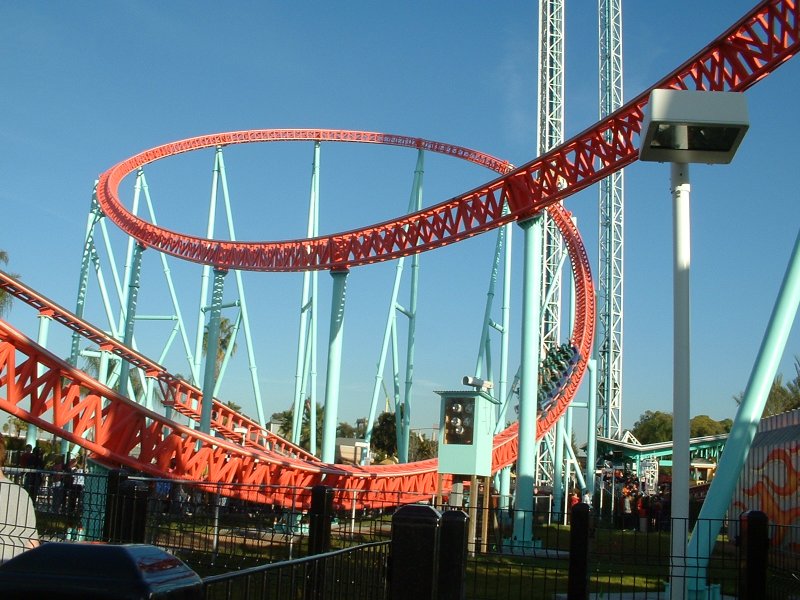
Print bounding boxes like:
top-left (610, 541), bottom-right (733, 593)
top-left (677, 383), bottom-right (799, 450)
top-left (16, 444), bottom-right (86, 516)
top-left (614, 476), bottom-right (671, 532)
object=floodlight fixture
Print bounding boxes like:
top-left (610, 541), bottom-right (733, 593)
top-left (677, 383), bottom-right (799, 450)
top-left (462, 375), bottom-right (493, 391)
top-left (639, 89), bottom-right (749, 164)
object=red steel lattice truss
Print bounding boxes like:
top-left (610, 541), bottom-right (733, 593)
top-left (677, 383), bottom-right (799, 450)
top-left (1, 0), bottom-right (798, 507)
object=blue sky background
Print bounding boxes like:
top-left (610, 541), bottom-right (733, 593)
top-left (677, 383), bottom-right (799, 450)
top-left (1, 1), bottom-right (798, 441)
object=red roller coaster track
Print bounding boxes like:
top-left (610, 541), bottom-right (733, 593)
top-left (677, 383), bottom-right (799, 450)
top-left (0, 147), bottom-right (593, 508)
top-left (96, 1), bottom-right (799, 274)
top-left (1, 0), bottom-right (798, 508)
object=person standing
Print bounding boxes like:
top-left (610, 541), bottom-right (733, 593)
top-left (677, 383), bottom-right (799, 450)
top-left (0, 436), bottom-right (39, 563)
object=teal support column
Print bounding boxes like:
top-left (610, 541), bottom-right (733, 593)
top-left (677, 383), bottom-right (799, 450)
top-left (565, 407), bottom-right (576, 490)
top-left (200, 268), bottom-right (227, 435)
top-left (495, 223), bottom-right (514, 512)
top-left (586, 358), bottom-right (598, 496)
top-left (117, 242), bottom-right (145, 400)
top-left (322, 269), bottom-right (348, 463)
top-left (498, 223), bottom-right (513, 426)
top-left (294, 142), bottom-right (321, 445)
top-left (309, 255), bottom-right (320, 455)
top-left (399, 150), bottom-right (424, 464)
top-left (70, 187), bottom-right (103, 367)
top-left (217, 149), bottom-right (267, 427)
top-left (553, 419), bottom-right (565, 521)
top-left (366, 259), bottom-right (403, 455)
top-left (399, 247), bottom-right (418, 463)
top-left (498, 467), bottom-right (512, 510)
top-left (513, 214), bottom-right (543, 545)
top-left (28, 310), bottom-right (54, 447)
top-left (686, 226), bottom-right (800, 588)
top-left (98, 346), bottom-right (111, 387)
top-left (194, 154), bottom-right (222, 387)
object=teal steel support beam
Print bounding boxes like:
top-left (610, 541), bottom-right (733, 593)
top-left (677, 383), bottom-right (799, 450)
top-left (70, 186), bottom-right (103, 367)
top-left (368, 150), bottom-right (423, 462)
top-left (28, 310), bottom-right (53, 447)
top-left (194, 153), bottom-right (222, 387)
top-left (400, 150), bottom-right (424, 463)
top-left (686, 226), bottom-right (800, 589)
top-left (366, 256), bottom-right (404, 455)
top-left (553, 418), bottom-right (565, 521)
top-left (200, 268), bottom-right (227, 434)
top-left (216, 149), bottom-right (266, 427)
top-left (117, 242), bottom-right (144, 399)
top-left (322, 269), bottom-right (349, 463)
top-left (399, 247), bottom-right (418, 464)
top-left (586, 358), bottom-right (598, 496)
top-left (294, 142), bottom-right (321, 444)
top-left (513, 214), bottom-right (543, 545)
top-left (140, 172), bottom-right (199, 386)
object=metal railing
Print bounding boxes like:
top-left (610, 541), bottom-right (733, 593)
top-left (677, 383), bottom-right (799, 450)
top-left (202, 541), bottom-right (389, 600)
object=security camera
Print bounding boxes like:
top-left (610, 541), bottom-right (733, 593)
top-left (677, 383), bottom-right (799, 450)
top-left (462, 376), bottom-right (493, 391)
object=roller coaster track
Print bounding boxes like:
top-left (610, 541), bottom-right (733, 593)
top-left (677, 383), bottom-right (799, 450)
top-left (1, 0), bottom-right (798, 507)
top-left (0, 159), bottom-right (592, 508)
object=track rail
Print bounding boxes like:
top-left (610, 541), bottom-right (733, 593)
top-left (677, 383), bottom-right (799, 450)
top-left (0, 166), bottom-right (594, 506)
top-left (0, 271), bottom-right (319, 463)
top-left (96, 1), bottom-right (799, 273)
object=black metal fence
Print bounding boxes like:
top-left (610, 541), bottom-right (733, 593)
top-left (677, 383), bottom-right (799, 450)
top-left (2, 467), bottom-right (798, 599)
top-left (202, 540), bottom-right (390, 600)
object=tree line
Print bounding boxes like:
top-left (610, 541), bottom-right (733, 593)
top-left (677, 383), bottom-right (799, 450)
top-left (631, 357), bottom-right (800, 444)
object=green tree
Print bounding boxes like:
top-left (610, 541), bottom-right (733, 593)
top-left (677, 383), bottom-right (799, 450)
top-left (273, 401), bottom-right (323, 454)
top-left (2, 416), bottom-right (28, 437)
top-left (223, 400), bottom-right (243, 414)
top-left (690, 414), bottom-right (732, 437)
top-left (409, 432), bottom-right (437, 461)
top-left (734, 359), bottom-right (800, 417)
top-left (0, 251), bottom-right (20, 317)
top-left (631, 410), bottom-right (674, 444)
top-left (370, 412), bottom-right (397, 459)
top-left (336, 421), bottom-right (357, 438)
top-left (632, 411), bottom-right (733, 444)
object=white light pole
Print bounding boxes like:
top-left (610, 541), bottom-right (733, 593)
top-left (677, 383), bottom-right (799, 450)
top-left (639, 89), bottom-right (749, 600)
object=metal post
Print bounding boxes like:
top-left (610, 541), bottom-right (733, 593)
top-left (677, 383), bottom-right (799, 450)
top-left (439, 510), bottom-right (469, 600)
top-left (308, 485), bottom-right (333, 555)
top-left (513, 214), bottom-right (543, 545)
top-left (586, 359), bottom-right (598, 497)
top-left (322, 269), bottom-right (348, 463)
top-left (200, 268), bottom-right (227, 434)
top-left (670, 161), bottom-right (691, 600)
top-left (739, 511), bottom-right (768, 599)
top-left (390, 505), bottom-right (441, 599)
top-left (567, 503), bottom-right (590, 600)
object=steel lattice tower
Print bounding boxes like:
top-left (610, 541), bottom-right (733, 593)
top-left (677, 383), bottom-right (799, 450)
top-left (536, 0), bottom-right (565, 487)
top-left (597, 0), bottom-right (624, 439)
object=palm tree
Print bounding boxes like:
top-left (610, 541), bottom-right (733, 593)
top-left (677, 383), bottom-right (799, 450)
top-left (0, 250), bottom-right (15, 317)
top-left (203, 316), bottom-right (238, 378)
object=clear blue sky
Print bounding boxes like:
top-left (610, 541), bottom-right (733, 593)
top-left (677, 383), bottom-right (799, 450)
top-left (1, 2), bottom-right (798, 440)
